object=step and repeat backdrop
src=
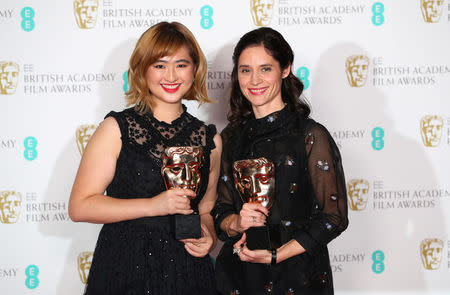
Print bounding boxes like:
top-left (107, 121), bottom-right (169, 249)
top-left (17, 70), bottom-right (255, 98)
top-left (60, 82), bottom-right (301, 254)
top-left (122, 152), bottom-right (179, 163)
top-left (1, 0), bottom-right (449, 294)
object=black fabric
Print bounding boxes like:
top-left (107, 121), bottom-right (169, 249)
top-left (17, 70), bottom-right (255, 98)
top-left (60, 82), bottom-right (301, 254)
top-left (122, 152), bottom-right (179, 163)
top-left (84, 106), bottom-right (217, 295)
top-left (211, 106), bottom-right (348, 295)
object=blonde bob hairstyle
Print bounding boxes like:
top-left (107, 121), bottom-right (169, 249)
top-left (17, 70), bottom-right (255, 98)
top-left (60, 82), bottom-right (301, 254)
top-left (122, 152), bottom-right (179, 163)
top-left (126, 22), bottom-right (210, 113)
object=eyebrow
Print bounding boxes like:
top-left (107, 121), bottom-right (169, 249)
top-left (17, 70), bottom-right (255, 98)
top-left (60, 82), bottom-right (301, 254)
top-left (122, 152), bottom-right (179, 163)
top-left (238, 63), bottom-right (273, 68)
top-left (154, 59), bottom-right (192, 64)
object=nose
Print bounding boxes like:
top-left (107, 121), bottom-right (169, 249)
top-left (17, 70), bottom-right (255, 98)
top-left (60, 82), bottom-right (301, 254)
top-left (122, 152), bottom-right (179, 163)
top-left (250, 72), bottom-right (262, 85)
top-left (182, 164), bottom-right (191, 182)
top-left (250, 176), bottom-right (261, 196)
top-left (165, 65), bottom-right (177, 82)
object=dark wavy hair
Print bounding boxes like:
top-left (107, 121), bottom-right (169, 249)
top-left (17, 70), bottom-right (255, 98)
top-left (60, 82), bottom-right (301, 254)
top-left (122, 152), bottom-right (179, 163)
top-left (228, 27), bottom-right (310, 127)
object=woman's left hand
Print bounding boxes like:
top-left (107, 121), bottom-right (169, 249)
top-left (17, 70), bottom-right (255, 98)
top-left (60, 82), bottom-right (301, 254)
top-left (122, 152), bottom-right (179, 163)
top-left (233, 233), bottom-right (272, 264)
top-left (181, 223), bottom-right (214, 257)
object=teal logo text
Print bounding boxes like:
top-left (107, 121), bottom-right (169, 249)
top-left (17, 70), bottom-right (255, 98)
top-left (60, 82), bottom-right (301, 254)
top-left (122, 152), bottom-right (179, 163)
top-left (21, 7), bottom-right (35, 31)
top-left (200, 5), bottom-right (214, 29)
top-left (25, 265), bottom-right (39, 289)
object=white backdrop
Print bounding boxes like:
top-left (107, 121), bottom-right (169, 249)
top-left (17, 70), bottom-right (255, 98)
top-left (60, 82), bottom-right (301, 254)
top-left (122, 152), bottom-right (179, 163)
top-left (1, 0), bottom-right (449, 294)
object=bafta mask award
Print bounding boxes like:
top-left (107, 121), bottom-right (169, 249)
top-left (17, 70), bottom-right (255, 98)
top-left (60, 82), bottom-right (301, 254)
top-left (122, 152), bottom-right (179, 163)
top-left (233, 157), bottom-right (275, 250)
top-left (162, 146), bottom-right (204, 239)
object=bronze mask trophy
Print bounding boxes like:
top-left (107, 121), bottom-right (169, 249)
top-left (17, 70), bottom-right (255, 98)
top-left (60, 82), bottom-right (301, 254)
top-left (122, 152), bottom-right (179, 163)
top-left (233, 157), bottom-right (275, 250)
top-left (162, 146), bottom-right (204, 239)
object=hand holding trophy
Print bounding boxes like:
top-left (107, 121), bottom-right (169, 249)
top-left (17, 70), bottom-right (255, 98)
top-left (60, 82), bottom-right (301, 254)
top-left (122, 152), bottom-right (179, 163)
top-left (233, 157), bottom-right (275, 250)
top-left (162, 146), bottom-right (204, 239)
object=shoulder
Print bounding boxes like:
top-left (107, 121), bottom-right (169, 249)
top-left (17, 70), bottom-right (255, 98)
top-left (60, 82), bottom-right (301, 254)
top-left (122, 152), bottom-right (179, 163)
top-left (104, 107), bottom-right (136, 121)
top-left (220, 122), bottom-right (244, 143)
top-left (305, 118), bottom-right (332, 138)
top-left (103, 107), bottom-right (137, 139)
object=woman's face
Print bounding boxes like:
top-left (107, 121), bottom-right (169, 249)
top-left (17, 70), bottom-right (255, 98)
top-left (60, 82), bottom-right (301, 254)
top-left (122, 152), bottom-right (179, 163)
top-left (146, 45), bottom-right (195, 106)
top-left (237, 45), bottom-right (289, 115)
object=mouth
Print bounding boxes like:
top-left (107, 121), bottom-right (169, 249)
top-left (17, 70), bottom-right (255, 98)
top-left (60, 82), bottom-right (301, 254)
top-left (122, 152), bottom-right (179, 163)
top-left (248, 87), bottom-right (268, 95)
top-left (161, 83), bottom-right (181, 93)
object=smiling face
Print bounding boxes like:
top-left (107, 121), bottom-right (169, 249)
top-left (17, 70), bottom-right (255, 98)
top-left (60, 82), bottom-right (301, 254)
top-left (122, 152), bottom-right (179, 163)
top-left (233, 157), bottom-right (275, 208)
top-left (237, 45), bottom-right (289, 117)
top-left (146, 46), bottom-right (195, 108)
top-left (161, 146), bottom-right (204, 198)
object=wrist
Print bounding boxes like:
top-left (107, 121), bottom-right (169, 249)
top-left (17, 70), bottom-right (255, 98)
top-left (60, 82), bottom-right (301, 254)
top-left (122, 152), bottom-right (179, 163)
top-left (270, 248), bottom-right (277, 265)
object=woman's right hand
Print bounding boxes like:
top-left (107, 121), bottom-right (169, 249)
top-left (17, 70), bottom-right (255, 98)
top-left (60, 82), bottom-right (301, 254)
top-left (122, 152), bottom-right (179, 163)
top-left (236, 203), bottom-right (268, 232)
top-left (152, 188), bottom-right (196, 215)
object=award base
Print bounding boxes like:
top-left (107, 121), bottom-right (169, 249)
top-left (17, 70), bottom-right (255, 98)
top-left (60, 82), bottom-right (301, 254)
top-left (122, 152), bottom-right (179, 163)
top-left (174, 213), bottom-right (201, 240)
top-left (246, 226), bottom-right (270, 250)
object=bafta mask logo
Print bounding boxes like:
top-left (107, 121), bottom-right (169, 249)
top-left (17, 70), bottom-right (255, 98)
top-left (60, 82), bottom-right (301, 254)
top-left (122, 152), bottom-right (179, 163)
top-left (421, 0), bottom-right (444, 23)
top-left (250, 0), bottom-right (274, 26)
top-left (77, 251), bottom-right (93, 284)
top-left (76, 124), bottom-right (96, 155)
top-left (345, 55), bottom-right (370, 87)
top-left (74, 0), bottom-right (99, 29)
top-left (347, 179), bottom-right (369, 211)
top-left (0, 191), bottom-right (22, 224)
top-left (233, 157), bottom-right (275, 208)
top-left (162, 146), bottom-right (204, 198)
top-left (420, 238), bottom-right (444, 270)
top-left (0, 61), bottom-right (19, 95)
top-left (420, 115), bottom-right (443, 147)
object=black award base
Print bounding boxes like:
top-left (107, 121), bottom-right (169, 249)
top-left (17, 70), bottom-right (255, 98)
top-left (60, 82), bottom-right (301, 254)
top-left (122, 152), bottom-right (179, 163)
top-left (246, 226), bottom-right (270, 250)
top-left (174, 213), bottom-right (201, 240)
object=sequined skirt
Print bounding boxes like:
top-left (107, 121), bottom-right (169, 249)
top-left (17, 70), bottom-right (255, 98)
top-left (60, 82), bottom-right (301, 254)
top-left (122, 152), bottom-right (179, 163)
top-left (84, 217), bottom-right (216, 295)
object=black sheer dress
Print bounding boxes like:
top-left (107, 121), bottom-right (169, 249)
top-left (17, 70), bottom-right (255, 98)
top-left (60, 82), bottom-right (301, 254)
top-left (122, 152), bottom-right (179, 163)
top-left (84, 105), bottom-right (217, 295)
top-left (211, 106), bottom-right (348, 295)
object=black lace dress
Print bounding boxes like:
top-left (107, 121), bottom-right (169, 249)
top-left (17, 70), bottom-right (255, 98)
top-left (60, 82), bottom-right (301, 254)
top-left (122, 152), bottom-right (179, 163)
top-left (211, 107), bottom-right (348, 295)
top-left (84, 106), bottom-right (217, 295)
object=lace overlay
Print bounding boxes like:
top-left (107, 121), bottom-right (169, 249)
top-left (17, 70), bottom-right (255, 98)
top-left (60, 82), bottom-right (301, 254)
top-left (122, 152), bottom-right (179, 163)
top-left (84, 106), bottom-right (217, 295)
top-left (212, 107), bottom-right (348, 295)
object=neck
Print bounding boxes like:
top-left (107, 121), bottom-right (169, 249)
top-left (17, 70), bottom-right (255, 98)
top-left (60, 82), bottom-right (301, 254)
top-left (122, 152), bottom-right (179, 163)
top-left (152, 101), bottom-right (184, 123)
top-left (252, 100), bottom-right (285, 119)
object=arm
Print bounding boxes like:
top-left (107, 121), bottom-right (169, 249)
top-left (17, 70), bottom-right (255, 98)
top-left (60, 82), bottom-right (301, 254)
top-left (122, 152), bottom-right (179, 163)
top-left (234, 122), bottom-right (348, 264)
top-left (68, 117), bottom-right (195, 224)
top-left (211, 128), bottom-right (268, 240)
top-left (183, 134), bottom-right (222, 257)
top-left (291, 122), bottom-right (349, 256)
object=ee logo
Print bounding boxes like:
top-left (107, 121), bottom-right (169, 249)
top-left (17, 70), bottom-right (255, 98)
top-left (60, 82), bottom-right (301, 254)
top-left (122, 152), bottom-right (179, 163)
top-left (371, 127), bottom-right (384, 151)
top-left (122, 70), bottom-right (129, 93)
top-left (24, 136), bottom-right (38, 161)
top-left (21, 7), bottom-right (35, 32)
top-left (296, 67), bottom-right (310, 90)
top-left (372, 2), bottom-right (385, 26)
top-left (25, 265), bottom-right (39, 289)
top-left (372, 250), bottom-right (385, 274)
top-left (200, 5), bottom-right (213, 29)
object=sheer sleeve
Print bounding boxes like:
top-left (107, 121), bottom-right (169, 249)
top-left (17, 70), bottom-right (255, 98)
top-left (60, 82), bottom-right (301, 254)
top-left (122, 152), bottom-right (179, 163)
top-left (211, 126), bottom-right (241, 241)
top-left (293, 121), bottom-right (349, 255)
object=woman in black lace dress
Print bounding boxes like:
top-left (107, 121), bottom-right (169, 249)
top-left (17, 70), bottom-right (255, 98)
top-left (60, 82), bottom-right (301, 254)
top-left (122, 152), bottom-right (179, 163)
top-left (69, 22), bottom-right (221, 295)
top-left (211, 27), bottom-right (348, 295)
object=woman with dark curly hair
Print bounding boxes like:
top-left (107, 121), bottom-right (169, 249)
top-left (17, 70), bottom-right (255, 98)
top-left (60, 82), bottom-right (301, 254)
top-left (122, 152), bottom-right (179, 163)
top-left (212, 27), bottom-right (348, 295)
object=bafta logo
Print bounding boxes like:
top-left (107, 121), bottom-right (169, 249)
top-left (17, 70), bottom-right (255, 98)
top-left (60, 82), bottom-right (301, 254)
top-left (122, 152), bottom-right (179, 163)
top-left (420, 238), bottom-right (444, 270)
top-left (345, 55), bottom-right (370, 87)
top-left (74, 0), bottom-right (99, 29)
top-left (421, 0), bottom-right (444, 23)
top-left (0, 61), bottom-right (19, 95)
top-left (76, 124), bottom-right (96, 155)
top-left (250, 0), bottom-right (274, 26)
top-left (420, 115), bottom-right (443, 147)
top-left (77, 251), bottom-right (93, 284)
top-left (347, 179), bottom-right (369, 211)
top-left (0, 191), bottom-right (22, 224)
